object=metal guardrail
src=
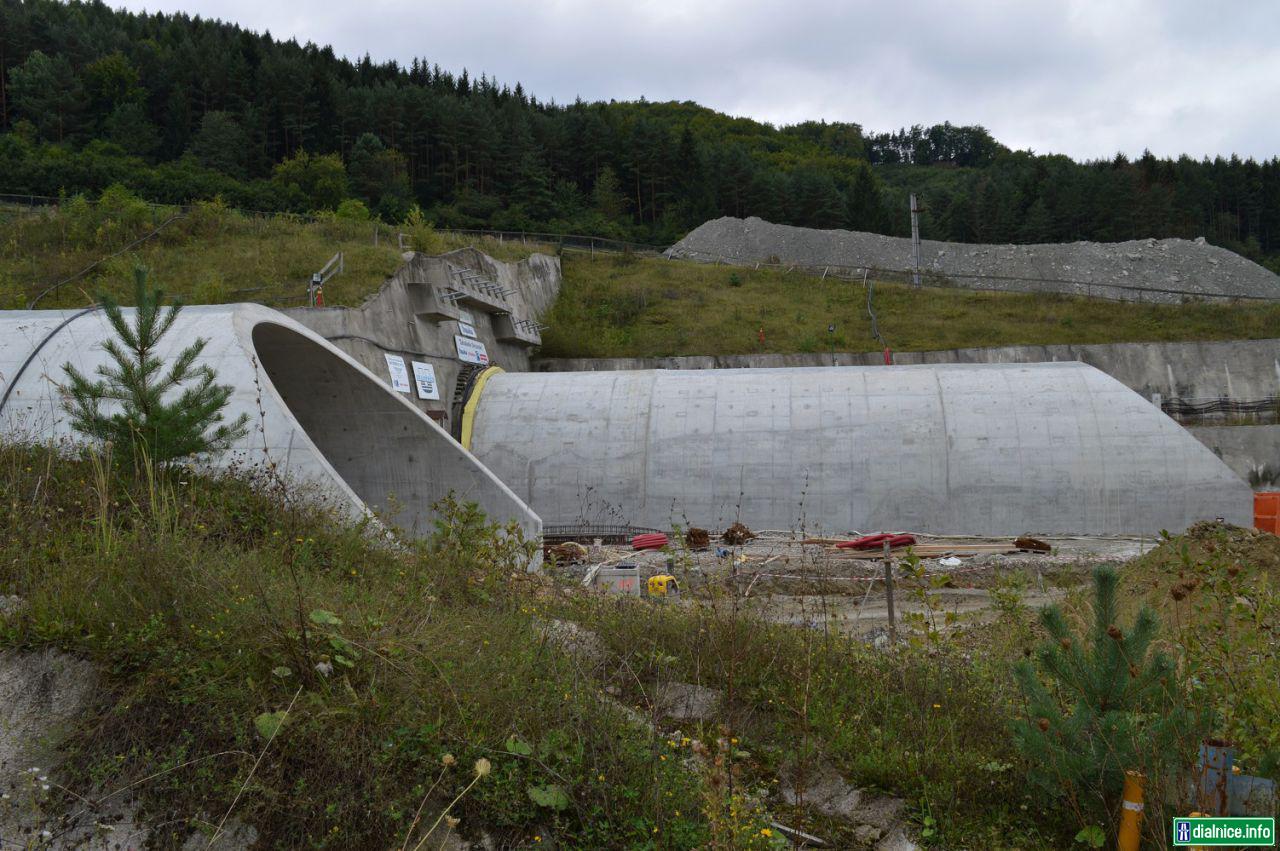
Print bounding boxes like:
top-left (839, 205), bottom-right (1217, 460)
top-left (316, 251), bottom-right (344, 285)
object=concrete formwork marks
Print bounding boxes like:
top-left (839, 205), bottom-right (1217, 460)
top-left (468, 364), bottom-right (1251, 536)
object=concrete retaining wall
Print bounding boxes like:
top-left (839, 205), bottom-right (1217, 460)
top-left (1190, 424), bottom-right (1280, 487)
top-left (287, 248), bottom-right (561, 435)
top-left (536, 338), bottom-right (1280, 403)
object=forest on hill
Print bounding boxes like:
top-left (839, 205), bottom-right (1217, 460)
top-left (1, 0), bottom-right (1278, 270)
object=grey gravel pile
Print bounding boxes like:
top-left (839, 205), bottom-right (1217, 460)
top-left (666, 216), bottom-right (1280, 303)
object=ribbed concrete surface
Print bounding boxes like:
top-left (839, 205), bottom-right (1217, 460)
top-left (468, 363), bottom-right (1252, 535)
top-left (0, 305), bottom-right (540, 543)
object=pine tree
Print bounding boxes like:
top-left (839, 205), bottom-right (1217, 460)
top-left (61, 267), bottom-right (249, 467)
top-left (1012, 565), bottom-right (1202, 827)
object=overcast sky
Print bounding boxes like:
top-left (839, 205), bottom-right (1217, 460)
top-left (114, 0), bottom-right (1280, 162)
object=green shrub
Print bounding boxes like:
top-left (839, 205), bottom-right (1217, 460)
top-left (1012, 566), bottom-right (1205, 840)
top-left (60, 266), bottom-right (249, 466)
top-left (334, 198), bottom-right (371, 222)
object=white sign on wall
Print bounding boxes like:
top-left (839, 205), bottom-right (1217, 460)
top-left (384, 353), bottom-right (411, 393)
top-left (411, 361), bottom-right (440, 400)
top-left (457, 308), bottom-right (478, 338)
top-left (455, 335), bottom-right (490, 365)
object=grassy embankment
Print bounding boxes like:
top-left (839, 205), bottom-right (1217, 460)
top-left (0, 442), bottom-right (1063, 849)
top-left (539, 253), bottom-right (1280, 358)
top-left (5, 190), bottom-right (1280, 361)
top-left (0, 192), bottom-right (543, 311)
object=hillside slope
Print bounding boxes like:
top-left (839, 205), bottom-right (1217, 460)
top-left (539, 252), bottom-right (1280, 359)
top-left (6, 196), bottom-right (1280, 361)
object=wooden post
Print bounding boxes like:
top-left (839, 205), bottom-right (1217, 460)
top-left (883, 540), bottom-right (896, 644)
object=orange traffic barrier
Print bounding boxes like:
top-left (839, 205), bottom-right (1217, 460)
top-left (1256, 492), bottom-right (1280, 534)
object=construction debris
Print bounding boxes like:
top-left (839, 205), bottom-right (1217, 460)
top-left (685, 527), bottom-right (711, 550)
top-left (722, 522), bottom-right (756, 545)
top-left (836, 533), bottom-right (917, 551)
top-left (1015, 536), bottom-right (1052, 553)
top-left (631, 532), bottom-right (669, 551)
top-left (545, 541), bottom-right (589, 564)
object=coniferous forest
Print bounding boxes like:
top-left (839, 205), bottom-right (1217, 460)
top-left (2, 0), bottom-right (1278, 270)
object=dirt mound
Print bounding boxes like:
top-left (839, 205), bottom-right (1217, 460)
top-left (667, 216), bottom-right (1280, 303)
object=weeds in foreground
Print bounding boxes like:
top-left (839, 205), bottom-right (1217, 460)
top-left (7, 441), bottom-right (1270, 848)
top-left (0, 442), bottom-right (705, 848)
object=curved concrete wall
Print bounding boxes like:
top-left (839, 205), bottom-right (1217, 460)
top-left (468, 363), bottom-right (1252, 536)
top-left (0, 305), bottom-right (539, 543)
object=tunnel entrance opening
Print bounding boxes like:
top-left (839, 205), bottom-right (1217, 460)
top-left (251, 321), bottom-right (447, 537)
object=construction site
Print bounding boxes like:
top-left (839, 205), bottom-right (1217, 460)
top-left (3, 207), bottom-right (1279, 849)
top-left (5, 210), bottom-right (1278, 641)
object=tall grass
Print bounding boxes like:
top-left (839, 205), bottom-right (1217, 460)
top-left (0, 195), bottom-right (549, 311)
top-left (539, 253), bottom-right (1280, 358)
top-left (0, 443), bottom-right (705, 848)
top-left (0, 441), bottom-right (1087, 847)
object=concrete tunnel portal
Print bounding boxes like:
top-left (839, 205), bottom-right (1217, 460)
top-left (0, 307), bottom-right (540, 544)
top-left (252, 321), bottom-right (470, 537)
top-left (0, 305), bottom-right (1257, 542)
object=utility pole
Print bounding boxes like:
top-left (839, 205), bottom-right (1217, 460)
top-left (909, 193), bottom-right (922, 288)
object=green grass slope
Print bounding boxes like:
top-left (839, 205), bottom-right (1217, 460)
top-left (0, 195), bottom-right (543, 311)
top-left (538, 253), bottom-right (1280, 359)
top-left (5, 190), bottom-right (1278, 361)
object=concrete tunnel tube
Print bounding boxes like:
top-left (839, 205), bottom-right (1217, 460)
top-left (461, 362), bottom-right (1254, 537)
top-left (0, 304), bottom-right (540, 544)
